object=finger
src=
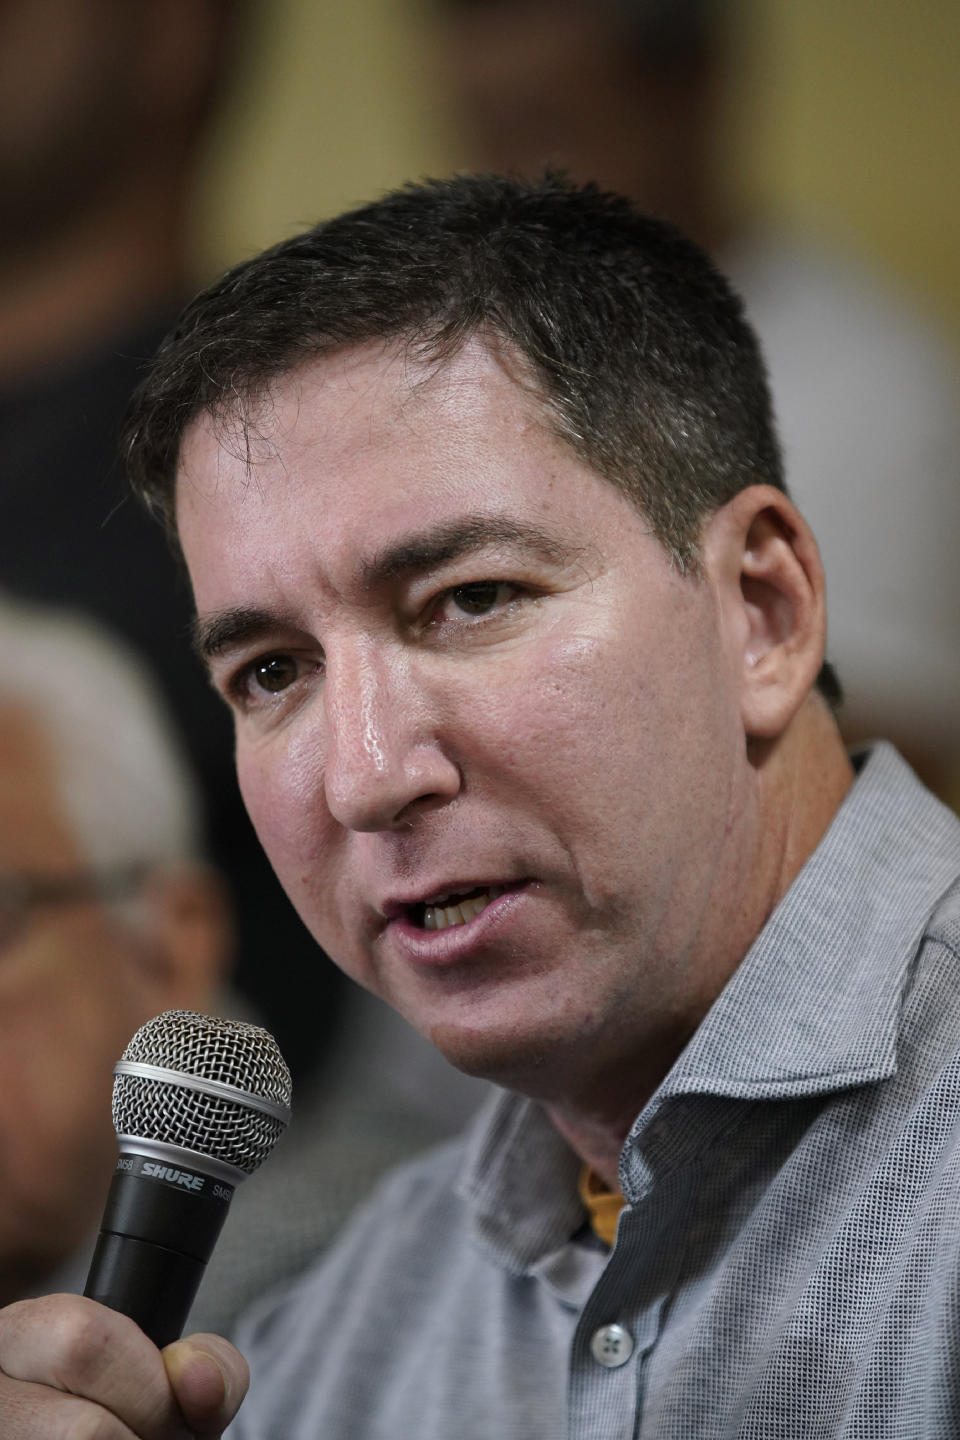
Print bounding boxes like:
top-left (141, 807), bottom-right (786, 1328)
top-left (0, 1294), bottom-right (193, 1439)
top-left (162, 1333), bottom-right (249, 1437)
top-left (0, 1369), bottom-right (140, 1439)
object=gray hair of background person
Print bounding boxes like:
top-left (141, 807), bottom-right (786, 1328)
top-left (123, 170), bottom-right (840, 705)
top-left (0, 595), bottom-right (201, 872)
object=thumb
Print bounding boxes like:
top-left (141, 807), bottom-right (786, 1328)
top-left (162, 1333), bottom-right (250, 1436)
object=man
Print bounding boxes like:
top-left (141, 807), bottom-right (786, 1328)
top-left (2, 174), bottom-right (959, 1437)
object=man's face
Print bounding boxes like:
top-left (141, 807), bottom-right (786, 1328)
top-left (0, 704), bottom-right (164, 1297)
top-left (178, 341), bottom-right (750, 1101)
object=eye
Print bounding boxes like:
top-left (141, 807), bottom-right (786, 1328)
top-left (252, 655), bottom-right (299, 693)
top-left (226, 652), bottom-right (305, 709)
top-left (438, 581), bottom-right (518, 619)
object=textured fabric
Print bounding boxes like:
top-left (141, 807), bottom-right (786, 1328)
top-left (229, 745), bottom-right (960, 1439)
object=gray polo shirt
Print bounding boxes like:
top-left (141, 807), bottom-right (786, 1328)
top-left (229, 744), bottom-right (960, 1439)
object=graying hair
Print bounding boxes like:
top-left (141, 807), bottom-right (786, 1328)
top-left (0, 595), bottom-right (201, 871)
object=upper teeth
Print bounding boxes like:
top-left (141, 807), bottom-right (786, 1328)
top-left (423, 886), bottom-right (503, 931)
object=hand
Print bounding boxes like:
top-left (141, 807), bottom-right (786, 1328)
top-left (0, 1293), bottom-right (249, 1437)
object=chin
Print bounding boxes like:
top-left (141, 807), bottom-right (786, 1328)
top-left (427, 1015), bottom-right (584, 1097)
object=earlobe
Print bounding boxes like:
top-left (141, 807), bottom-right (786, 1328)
top-left (704, 485), bottom-right (827, 742)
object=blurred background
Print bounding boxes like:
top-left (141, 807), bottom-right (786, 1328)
top-left (194, 0), bottom-right (960, 336)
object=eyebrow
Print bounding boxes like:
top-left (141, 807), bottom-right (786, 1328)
top-left (191, 607), bottom-right (292, 665)
top-left (191, 514), bottom-right (578, 665)
top-left (359, 514), bottom-right (574, 588)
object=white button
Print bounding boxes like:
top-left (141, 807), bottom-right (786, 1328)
top-left (590, 1323), bottom-right (634, 1368)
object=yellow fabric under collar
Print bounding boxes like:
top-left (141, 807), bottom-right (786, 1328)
top-left (578, 1165), bottom-right (626, 1248)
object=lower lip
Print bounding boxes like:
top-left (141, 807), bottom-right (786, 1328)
top-left (383, 884), bottom-right (529, 967)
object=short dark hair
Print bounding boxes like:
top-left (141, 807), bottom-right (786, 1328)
top-left (124, 171), bottom-right (841, 703)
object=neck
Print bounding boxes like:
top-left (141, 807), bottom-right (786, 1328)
top-left (546, 1076), bottom-right (672, 1191)
top-left (547, 700), bottom-right (854, 1189)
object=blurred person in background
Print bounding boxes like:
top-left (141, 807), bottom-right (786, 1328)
top-left (435, 0), bottom-right (960, 799)
top-left (0, 594), bottom-right (230, 1309)
top-left (0, 0), bottom-right (342, 1076)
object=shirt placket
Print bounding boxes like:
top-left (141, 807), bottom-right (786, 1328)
top-left (565, 1104), bottom-right (701, 1440)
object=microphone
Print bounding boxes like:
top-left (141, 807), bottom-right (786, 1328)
top-left (84, 1009), bottom-right (292, 1347)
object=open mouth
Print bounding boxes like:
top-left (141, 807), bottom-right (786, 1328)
top-left (410, 885), bottom-right (506, 931)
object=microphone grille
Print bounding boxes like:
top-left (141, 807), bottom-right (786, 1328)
top-left (112, 1010), bottom-right (293, 1176)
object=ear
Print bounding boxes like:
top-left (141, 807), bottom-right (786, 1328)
top-left (132, 862), bottom-right (234, 1015)
top-left (701, 485), bottom-right (827, 741)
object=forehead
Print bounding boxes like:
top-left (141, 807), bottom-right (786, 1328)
top-left (176, 338), bottom-right (652, 604)
top-left (180, 337), bottom-right (557, 504)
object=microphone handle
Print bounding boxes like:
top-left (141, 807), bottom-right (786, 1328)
top-left (84, 1153), bottom-right (234, 1348)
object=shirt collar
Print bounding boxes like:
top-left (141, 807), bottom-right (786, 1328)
top-left (456, 1086), bottom-right (586, 1273)
top-left (657, 742), bottom-right (960, 1103)
top-left (457, 744), bottom-right (960, 1269)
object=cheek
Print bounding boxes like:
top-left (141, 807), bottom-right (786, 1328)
top-left (496, 614), bottom-right (737, 863)
top-left (240, 730), bottom-right (315, 853)
top-left (463, 628), bottom-right (616, 759)
top-left (470, 626), bottom-right (661, 794)
top-left (237, 734), bottom-right (340, 926)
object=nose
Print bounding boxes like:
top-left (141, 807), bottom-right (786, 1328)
top-left (322, 649), bottom-right (461, 832)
